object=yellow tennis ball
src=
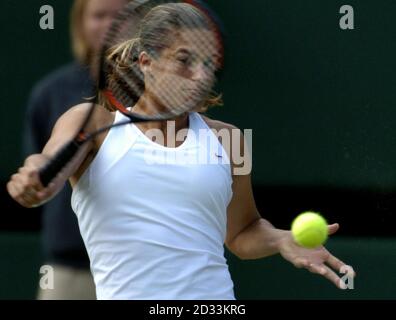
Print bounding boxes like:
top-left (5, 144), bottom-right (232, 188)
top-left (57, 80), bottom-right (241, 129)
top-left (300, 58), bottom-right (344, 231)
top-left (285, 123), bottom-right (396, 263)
top-left (291, 212), bottom-right (328, 248)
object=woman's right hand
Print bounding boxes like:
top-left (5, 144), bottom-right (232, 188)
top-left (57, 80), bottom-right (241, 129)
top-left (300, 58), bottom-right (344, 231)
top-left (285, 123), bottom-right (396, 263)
top-left (6, 154), bottom-right (63, 208)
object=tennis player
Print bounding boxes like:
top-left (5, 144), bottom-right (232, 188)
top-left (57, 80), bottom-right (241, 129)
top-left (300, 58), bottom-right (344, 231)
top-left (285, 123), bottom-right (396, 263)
top-left (8, 2), bottom-right (354, 299)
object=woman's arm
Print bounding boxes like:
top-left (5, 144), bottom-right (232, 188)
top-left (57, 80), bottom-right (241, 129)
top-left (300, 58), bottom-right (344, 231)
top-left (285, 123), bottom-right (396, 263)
top-left (203, 116), bottom-right (355, 289)
top-left (7, 103), bottom-right (103, 208)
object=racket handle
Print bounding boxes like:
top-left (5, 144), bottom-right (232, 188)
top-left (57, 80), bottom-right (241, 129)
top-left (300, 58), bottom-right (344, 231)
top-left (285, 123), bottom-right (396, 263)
top-left (39, 140), bottom-right (81, 187)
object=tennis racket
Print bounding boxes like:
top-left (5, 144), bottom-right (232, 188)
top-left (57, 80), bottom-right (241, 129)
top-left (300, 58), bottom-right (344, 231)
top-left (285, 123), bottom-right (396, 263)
top-left (39, 0), bottom-right (225, 186)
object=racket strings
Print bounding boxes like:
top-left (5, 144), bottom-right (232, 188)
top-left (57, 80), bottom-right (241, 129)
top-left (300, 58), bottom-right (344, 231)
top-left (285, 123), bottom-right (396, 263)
top-left (100, 1), bottom-right (221, 118)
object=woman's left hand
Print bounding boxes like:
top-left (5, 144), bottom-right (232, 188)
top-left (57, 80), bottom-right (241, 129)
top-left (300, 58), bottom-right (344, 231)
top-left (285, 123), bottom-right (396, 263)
top-left (278, 223), bottom-right (356, 289)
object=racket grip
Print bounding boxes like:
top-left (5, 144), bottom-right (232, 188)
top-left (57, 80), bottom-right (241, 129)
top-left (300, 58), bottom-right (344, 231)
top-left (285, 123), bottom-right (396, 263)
top-left (39, 140), bottom-right (81, 187)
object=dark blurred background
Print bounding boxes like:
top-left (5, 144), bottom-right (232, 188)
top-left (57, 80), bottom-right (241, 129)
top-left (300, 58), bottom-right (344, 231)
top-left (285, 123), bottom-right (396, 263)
top-left (1, 0), bottom-right (395, 299)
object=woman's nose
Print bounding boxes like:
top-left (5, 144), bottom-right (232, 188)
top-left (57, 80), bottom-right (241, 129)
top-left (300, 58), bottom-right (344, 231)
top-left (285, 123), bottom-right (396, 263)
top-left (191, 62), bottom-right (213, 82)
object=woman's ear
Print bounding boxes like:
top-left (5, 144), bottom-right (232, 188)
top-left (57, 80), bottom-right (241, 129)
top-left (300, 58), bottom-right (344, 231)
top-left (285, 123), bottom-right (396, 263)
top-left (138, 51), bottom-right (151, 73)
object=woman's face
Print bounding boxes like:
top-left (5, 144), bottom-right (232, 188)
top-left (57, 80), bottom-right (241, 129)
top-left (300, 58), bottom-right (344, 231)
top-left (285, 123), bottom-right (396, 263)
top-left (82, 0), bottom-right (128, 53)
top-left (141, 28), bottom-right (221, 113)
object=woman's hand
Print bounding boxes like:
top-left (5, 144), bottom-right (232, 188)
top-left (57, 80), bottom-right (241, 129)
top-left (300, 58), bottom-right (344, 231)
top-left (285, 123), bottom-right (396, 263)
top-left (7, 154), bottom-right (62, 208)
top-left (278, 223), bottom-right (356, 289)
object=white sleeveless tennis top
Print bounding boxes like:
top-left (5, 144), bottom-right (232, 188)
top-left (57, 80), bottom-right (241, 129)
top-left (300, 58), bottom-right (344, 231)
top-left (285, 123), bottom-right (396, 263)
top-left (71, 111), bottom-right (235, 300)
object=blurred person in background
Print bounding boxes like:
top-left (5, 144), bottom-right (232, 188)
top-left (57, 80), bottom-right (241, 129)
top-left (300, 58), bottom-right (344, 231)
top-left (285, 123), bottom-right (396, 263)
top-left (23, 0), bottom-right (129, 299)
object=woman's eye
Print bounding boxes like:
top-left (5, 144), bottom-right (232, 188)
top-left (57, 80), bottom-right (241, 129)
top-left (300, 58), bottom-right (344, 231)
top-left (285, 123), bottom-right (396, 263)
top-left (177, 56), bottom-right (190, 65)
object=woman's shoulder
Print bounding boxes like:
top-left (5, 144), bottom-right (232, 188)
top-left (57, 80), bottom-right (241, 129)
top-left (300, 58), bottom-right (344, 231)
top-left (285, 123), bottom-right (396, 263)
top-left (199, 114), bottom-right (240, 132)
top-left (199, 114), bottom-right (250, 174)
top-left (63, 103), bottom-right (116, 133)
top-left (65, 102), bottom-right (115, 119)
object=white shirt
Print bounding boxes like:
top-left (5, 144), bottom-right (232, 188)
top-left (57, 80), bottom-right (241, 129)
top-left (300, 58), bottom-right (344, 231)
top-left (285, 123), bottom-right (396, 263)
top-left (71, 111), bottom-right (235, 299)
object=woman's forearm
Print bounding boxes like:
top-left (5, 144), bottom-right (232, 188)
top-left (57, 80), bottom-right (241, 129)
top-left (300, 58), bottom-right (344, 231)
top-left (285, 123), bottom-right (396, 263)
top-left (229, 218), bottom-right (290, 260)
